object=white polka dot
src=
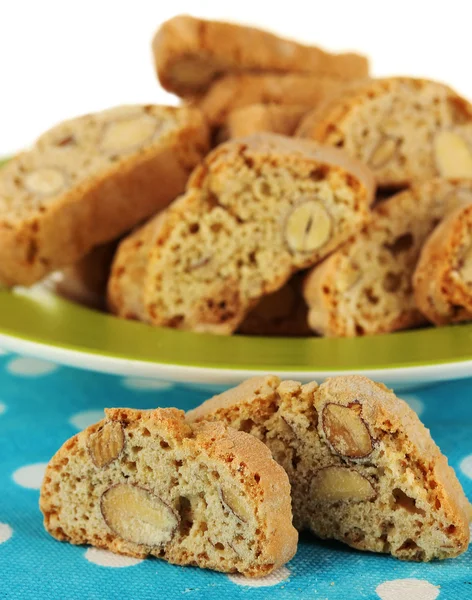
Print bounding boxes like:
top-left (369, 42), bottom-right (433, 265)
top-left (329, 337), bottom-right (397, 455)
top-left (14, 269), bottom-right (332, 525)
top-left (376, 579), bottom-right (439, 600)
top-left (69, 410), bottom-right (104, 430)
top-left (401, 395), bottom-right (425, 416)
top-left (7, 357), bottom-right (58, 377)
top-left (0, 523), bottom-right (13, 544)
top-left (460, 454), bottom-right (472, 479)
top-left (12, 462), bottom-right (47, 489)
top-left (0, 348), bottom-right (9, 355)
top-left (228, 566), bottom-right (290, 587)
top-left (85, 548), bottom-right (143, 568)
top-left (122, 377), bottom-right (174, 391)
top-left (0, 402), bottom-right (6, 415)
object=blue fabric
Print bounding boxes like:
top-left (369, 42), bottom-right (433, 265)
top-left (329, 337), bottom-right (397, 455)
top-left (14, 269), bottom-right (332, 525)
top-left (0, 352), bottom-right (471, 600)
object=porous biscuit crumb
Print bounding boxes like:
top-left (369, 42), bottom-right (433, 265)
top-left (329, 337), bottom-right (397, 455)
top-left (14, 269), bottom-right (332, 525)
top-left (297, 78), bottom-right (472, 188)
top-left (0, 105), bottom-right (209, 286)
top-left (40, 407), bottom-right (297, 577)
top-left (303, 180), bottom-right (472, 337)
top-left (188, 375), bottom-right (470, 561)
top-left (143, 134), bottom-right (375, 334)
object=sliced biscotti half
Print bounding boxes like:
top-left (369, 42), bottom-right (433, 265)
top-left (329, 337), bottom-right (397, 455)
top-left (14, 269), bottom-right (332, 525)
top-left (414, 197), bottom-right (472, 325)
top-left (238, 274), bottom-right (312, 336)
top-left (192, 73), bottom-right (349, 127)
top-left (0, 105), bottom-right (209, 286)
top-left (188, 375), bottom-right (470, 561)
top-left (153, 15), bottom-right (369, 96)
top-left (224, 104), bottom-right (308, 140)
top-left (40, 406), bottom-right (297, 577)
top-left (303, 180), bottom-right (472, 337)
top-left (107, 213), bottom-right (167, 321)
top-left (297, 77), bottom-right (472, 188)
top-left (142, 133), bottom-right (375, 334)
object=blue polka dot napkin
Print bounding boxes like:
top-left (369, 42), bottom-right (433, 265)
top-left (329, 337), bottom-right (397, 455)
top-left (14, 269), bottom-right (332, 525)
top-left (0, 351), bottom-right (470, 599)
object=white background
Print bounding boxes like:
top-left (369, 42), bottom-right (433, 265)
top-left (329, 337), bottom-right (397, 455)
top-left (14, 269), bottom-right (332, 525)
top-left (1, 0), bottom-right (471, 156)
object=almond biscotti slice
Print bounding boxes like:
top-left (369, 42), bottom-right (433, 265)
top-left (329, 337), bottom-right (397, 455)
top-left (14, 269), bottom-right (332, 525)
top-left (143, 133), bottom-right (375, 334)
top-left (187, 375), bottom-right (470, 561)
top-left (414, 197), bottom-right (472, 325)
top-left (153, 15), bottom-right (369, 96)
top-left (40, 407), bottom-right (297, 577)
top-left (107, 214), bottom-right (166, 321)
top-left (225, 104), bottom-right (308, 140)
top-left (297, 78), bottom-right (472, 188)
top-left (192, 73), bottom-right (349, 126)
top-left (0, 105), bottom-right (209, 286)
top-left (238, 274), bottom-right (312, 337)
top-left (303, 180), bottom-right (472, 337)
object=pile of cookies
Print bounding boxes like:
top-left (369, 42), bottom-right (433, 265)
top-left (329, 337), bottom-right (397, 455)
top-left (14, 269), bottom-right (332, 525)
top-left (40, 374), bottom-right (471, 575)
top-left (2, 15), bottom-right (472, 337)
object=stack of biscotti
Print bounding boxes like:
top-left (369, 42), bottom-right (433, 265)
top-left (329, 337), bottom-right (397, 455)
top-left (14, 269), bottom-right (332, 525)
top-left (40, 374), bottom-right (470, 573)
top-left (153, 15), bottom-right (370, 137)
top-left (6, 15), bottom-right (472, 336)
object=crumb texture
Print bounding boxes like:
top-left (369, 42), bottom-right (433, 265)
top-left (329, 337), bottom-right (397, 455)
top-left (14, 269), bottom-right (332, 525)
top-left (40, 407), bottom-right (297, 577)
top-left (303, 180), bottom-right (472, 336)
top-left (297, 78), bottom-right (472, 187)
top-left (0, 104), bottom-right (209, 286)
top-left (143, 134), bottom-right (375, 334)
top-left (187, 375), bottom-right (470, 561)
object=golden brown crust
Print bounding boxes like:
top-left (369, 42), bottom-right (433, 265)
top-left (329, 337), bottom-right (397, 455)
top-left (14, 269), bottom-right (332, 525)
top-left (142, 133), bottom-right (375, 334)
top-left (297, 77), bottom-right (472, 188)
top-left (153, 15), bottom-right (369, 96)
top-left (107, 214), bottom-right (165, 320)
top-left (188, 375), bottom-right (470, 561)
top-left (191, 74), bottom-right (348, 126)
top-left (224, 104), bottom-right (308, 140)
top-left (414, 198), bottom-right (472, 324)
top-left (40, 406), bottom-right (297, 577)
top-left (0, 105), bottom-right (209, 286)
top-left (303, 179), bottom-right (472, 337)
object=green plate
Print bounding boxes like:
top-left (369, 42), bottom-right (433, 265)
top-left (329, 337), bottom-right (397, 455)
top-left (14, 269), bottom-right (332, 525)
top-left (0, 285), bottom-right (471, 391)
top-left (1, 157), bottom-right (471, 391)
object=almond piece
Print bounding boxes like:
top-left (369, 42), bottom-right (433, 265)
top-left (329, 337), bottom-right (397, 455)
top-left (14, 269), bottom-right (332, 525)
top-left (100, 114), bottom-right (159, 153)
top-left (322, 403), bottom-right (373, 458)
top-left (369, 136), bottom-right (399, 169)
top-left (337, 261), bottom-right (362, 292)
top-left (87, 421), bottom-right (125, 468)
top-left (310, 466), bottom-right (376, 504)
top-left (101, 484), bottom-right (178, 546)
top-left (285, 200), bottom-right (332, 254)
top-left (218, 487), bottom-right (252, 524)
top-left (434, 131), bottom-right (472, 178)
top-left (24, 167), bottom-right (66, 196)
